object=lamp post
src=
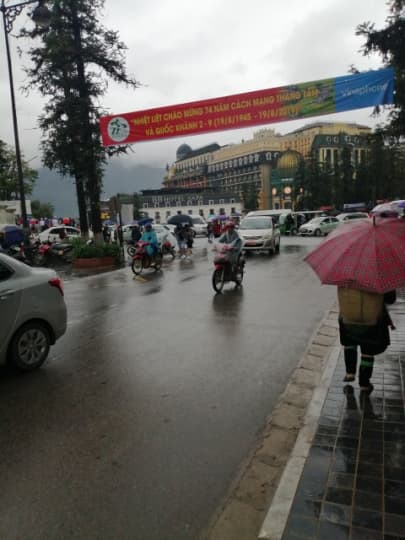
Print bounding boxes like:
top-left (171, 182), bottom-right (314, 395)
top-left (1, 0), bottom-right (50, 230)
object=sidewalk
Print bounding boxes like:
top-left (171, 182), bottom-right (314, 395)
top-left (259, 292), bottom-right (405, 540)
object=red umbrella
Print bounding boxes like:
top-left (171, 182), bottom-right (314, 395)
top-left (304, 217), bottom-right (405, 294)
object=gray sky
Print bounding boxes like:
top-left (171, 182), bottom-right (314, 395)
top-left (0, 0), bottom-right (390, 171)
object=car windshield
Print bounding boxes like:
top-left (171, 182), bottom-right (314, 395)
top-left (240, 217), bottom-right (272, 229)
top-left (192, 217), bottom-right (204, 224)
top-left (306, 218), bottom-right (324, 225)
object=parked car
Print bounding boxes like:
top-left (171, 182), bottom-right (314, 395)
top-left (189, 215), bottom-right (208, 236)
top-left (239, 214), bottom-right (280, 254)
top-left (122, 224), bottom-right (138, 242)
top-left (336, 212), bottom-right (369, 222)
top-left (37, 225), bottom-right (80, 243)
top-left (0, 253), bottom-right (67, 371)
top-left (299, 216), bottom-right (340, 236)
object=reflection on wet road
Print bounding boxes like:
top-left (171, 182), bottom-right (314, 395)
top-left (0, 237), bottom-right (335, 540)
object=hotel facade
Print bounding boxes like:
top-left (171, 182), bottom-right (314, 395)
top-left (141, 121), bottom-right (371, 219)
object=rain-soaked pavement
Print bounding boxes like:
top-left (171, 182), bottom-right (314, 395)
top-left (0, 236), bottom-right (336, 540)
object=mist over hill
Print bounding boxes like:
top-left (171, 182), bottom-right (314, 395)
top-left (31, 161), bottom-right (165, 217)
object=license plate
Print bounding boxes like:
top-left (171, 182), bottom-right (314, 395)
top-left (245, 241), bottom-right (256, 246)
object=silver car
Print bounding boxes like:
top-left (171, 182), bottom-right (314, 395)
top-left (0, 254), bottom-right (67, 371)
top-left (239, 215), bottom-right (281, 254)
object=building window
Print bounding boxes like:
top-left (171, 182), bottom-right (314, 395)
top-left (219, 199), bottom-right (224, 204)
top-left (199, 209), bottom-right (204, 217)
top-left (210, 208), bottom-right (214, 215)
top-left (230, 198), bottom-right (235, 203)
top-left (219, 208), bottom-right (225, 215)
top-left (143, 203), bottom-right (149, 208)
top-left (166, 211), bottom-right (171, 218)
top-left (209, 200), bottom-right (214, 205)
top-left (188, 209), bottom-right (193, 215)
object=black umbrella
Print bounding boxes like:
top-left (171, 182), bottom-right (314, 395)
top-left (167, 214), bottom-right (193, 226)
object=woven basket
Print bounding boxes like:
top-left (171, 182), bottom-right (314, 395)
top-left (338, 287), bottom-right (383, 325)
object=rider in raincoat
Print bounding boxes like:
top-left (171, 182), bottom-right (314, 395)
top-left (140, 223), bottom-right (159, 257)
top-left (217, 221), bottom-right (242, 266)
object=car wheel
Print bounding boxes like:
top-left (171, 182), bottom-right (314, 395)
top-left (275, 240), bottom-right (280, 254)
top-left (314, 229), bottom-right (322, 237)
top-left (9, 321), bottom-right (51, 371)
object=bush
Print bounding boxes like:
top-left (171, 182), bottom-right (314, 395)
top-left (71, 238), bottom-right (121, 261)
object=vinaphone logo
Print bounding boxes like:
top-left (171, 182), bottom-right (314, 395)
top-left (107, 117), bottom-right (130, 142)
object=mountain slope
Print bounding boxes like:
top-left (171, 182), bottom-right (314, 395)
top-left (31, 161), bottom-right (165, 217)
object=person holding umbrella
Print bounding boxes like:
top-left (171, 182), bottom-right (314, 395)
top-left (305, 216), bottom-right (403, 393)
top-left (168, 211), bottom-right (193, 258)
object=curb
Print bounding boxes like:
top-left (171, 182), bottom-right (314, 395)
top-left (204, 305), bottom-right (340, 540)
top-left (258, 343), bottom-right (340, 539)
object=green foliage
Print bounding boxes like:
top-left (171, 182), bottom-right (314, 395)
top-left (241, 182), bottom-right (259, 212)
top-left (20, 0), bottom-right (139, 234)
top-left (356, 0), bottom-right (405, 137)
top-left (31, 199), bottom-right (55, 218)
top-left (0, 140), bottom-right (38, 200)
top-left (71, 237), bottom-right (120, 260)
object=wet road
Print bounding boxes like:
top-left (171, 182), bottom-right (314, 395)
top-left (0, 236), bottom-right (336, 540)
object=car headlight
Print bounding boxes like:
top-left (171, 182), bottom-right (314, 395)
top-left (262, 234), bottom-right (273, 240)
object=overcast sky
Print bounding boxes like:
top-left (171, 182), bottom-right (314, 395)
top-left (0, 0), bottom-right (390, 172)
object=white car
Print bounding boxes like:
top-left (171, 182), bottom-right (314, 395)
top-left (336, 212), bottom-right (369, 222)
top-left (299, 216), bottom-right (340, 236)
top-left (152, 224), bottom-right (177, 246)
top-left (37, 225), bottom-right (80, 243)
top-left (0, 253), bottom-right (67, 371)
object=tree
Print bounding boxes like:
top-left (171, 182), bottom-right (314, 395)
top-left (0, 140), bottom-right (38, 200)
top-left (31, 199), bottom-right (55, 218)
top-left (241, 181), bottom-right (259, 212)
top-left (356, 0), bottom-right (405, 138)
top-left (21, 0), bottom-right (139, 242)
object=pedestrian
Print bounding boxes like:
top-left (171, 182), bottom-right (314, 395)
top-left (207, 221), bottom-right (214, 243)
top-left (184, 223), bottom-right (194, 258)
top-left (102, 225), bottom-right (110, 243)
top-left (338, 287), bottom-right (396, 393)
top-left (175, 223), bottom-right (187, 258)
top-left (131, 224), bottom-right (141, 245)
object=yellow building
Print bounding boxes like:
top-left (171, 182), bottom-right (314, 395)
top-left (163, 121), bottom-right (372, 210)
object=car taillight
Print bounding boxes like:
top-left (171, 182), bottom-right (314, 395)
top-left (49, 277), bottom-right (64, 296)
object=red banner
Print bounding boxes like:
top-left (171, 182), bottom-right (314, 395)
top-left (99, 69), bottom-right (394, 146)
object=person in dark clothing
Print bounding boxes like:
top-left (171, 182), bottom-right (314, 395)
top-left (131, 224), bottom-right (141, 244)
top-left (183, 223), bottom-right (194, 258)
top-left (338, 288), bottom-right (396, 393)
top-left (102, 225), bottom-right (110, 243)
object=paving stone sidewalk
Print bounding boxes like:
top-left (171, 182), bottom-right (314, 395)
top-left (278, 293), bottom-right (405, 540)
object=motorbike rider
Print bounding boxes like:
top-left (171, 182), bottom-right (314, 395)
top-left (217, 220), bottom-right (243, 267)
top-left (140, 222), bottom-right (159, 258)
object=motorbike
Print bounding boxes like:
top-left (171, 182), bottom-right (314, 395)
top-left (1, 243), bottom-right (32, 265)
top-left (128, 239), bottom-right (175, 260)
top-left (211, 243), bottom-right (245, 293)
top-left (161, 239), bottom-right (176, 260)
top-left (130, 241), bottom-right (163, 275)
top-left (34, 240), bottom-right (74, 265)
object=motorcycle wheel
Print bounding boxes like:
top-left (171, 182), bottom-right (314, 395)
top-left (163, 247), bottom-right (175, 260)
top-left (131, 258), bottom-right (143, 275)
top-left (153, 253), bottom-right (163, 271)
top-left (212, 268), bottom-right (225, 293)
top-left (234, 264), bottom-right (244, 286)
top-left (127, 245), bottom-right (136, 257)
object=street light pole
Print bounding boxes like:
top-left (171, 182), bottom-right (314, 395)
top-left (1, 0), bottom-right (50, 230)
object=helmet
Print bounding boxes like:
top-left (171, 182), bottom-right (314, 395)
top-left (225, 221), bottom-right (235, 230)
top-left (145, 223), bottom-right (152, 230)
